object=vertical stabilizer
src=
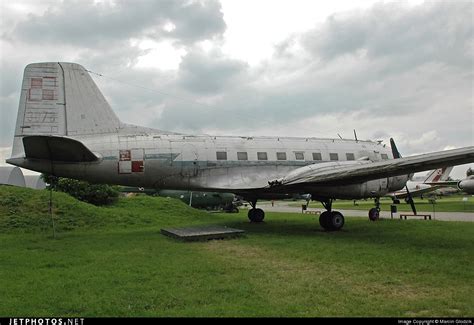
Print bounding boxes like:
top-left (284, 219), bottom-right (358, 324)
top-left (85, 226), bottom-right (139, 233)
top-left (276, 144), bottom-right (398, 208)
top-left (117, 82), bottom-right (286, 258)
top-left (11, 62), bottom-right (121, 158)
top-left (423, 166), bottom-right (454, 183)
top-left (60, 62), bottom-right (120, 135)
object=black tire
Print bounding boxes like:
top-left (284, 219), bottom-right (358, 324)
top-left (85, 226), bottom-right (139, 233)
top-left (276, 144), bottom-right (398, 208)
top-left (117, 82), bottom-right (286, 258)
top-left (319, 211), bottom-right (332, 230)
top-left (328, 211), bottom-right (345, 231)
top-left (248, 208), bottom-right (265, 222)
top-left (320, 211), bottom-right (345, 231)
top-left (368, 207), bottom-right (379, 221)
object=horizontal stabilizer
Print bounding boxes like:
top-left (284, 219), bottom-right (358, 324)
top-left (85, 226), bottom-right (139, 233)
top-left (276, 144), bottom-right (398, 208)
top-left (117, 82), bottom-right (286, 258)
top-left (23, 136), bottom-right (98, 162)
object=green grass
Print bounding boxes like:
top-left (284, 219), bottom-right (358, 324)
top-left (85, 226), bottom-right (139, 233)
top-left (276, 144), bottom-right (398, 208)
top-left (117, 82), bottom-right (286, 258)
top-left (0, 185), bottom-right (213, 233)
top-left (288, 195), bottom-right (474, 212)
top-left (0, 185), bottom-right (473, 317)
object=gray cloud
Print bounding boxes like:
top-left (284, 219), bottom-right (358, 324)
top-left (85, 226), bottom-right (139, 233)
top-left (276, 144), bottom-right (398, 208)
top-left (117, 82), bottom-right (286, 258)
top-left (0, 0), bottom-right (472, 161)
top-left (10, 0), bottom-right (226, 47)
top-left (302, 1), bottom-right (473, 69)
top-left (150, 1), bottom-right (472, 152)
top-left (0, 0), bottom-right (227, 147)
top-left (177, 49), bottom-right (248, 94)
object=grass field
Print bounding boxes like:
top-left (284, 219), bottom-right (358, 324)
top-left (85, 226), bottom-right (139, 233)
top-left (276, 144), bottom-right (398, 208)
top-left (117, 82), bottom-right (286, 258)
top-left (288, 195), bottom-right (474, 213)
top-left (1, 185), bottom-right (473, 317)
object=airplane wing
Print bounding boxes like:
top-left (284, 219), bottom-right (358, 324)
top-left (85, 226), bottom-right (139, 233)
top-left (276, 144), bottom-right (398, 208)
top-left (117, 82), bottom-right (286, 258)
top-left (423, 181), bottom-right (459, 187)
top-left (267, 146), bottom-right (474, 189)
top-left (388, 186), bottom-right (443, 199)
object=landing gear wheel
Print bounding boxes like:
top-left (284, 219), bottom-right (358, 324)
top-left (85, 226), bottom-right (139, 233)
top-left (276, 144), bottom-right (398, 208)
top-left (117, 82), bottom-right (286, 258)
top-left (319, 211), bottom-right (332, 229)
top-left (368, 208), bottom-right (379, 221)
top-left (320, 211), bottom-right (345, 231)
top-left (248, 208), bottom-right (265, 222)
top-left (328, 211), bottom-right (345, 231)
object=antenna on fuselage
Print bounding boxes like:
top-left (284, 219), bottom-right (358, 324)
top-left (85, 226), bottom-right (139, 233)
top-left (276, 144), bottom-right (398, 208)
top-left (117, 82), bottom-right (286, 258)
top-left (353, 129), bottom-right (358, 142)
top-left (337, 133), bottom-right (343, 139)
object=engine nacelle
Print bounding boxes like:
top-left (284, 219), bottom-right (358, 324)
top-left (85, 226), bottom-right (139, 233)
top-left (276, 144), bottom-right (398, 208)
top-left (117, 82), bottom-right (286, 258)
top-left (458, 177), bottom-right (474, 194)
top-left (387, 175), bottom-right (410, 192)
top-left (308, 175), bottom-right (409, 200)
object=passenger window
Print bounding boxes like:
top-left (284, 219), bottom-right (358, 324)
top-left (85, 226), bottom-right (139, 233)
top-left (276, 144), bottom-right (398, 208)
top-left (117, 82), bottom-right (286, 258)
top-left (295, 152), bottom-right (304, 160)
top-left (257, 152), bottom-right (268, 160)
top-left (237, 152), bottom-right (248, 160)
top-left (329, 153), bottom-right (339, 161)
top-left (216, 151), bottom-right (227, 160)
top-left (312, 152), bottom-right (322, 161)
top-left (381, 153), bottom-right (389, 160)
top-left (276, 152), bottom-right (287, 160)
top-left (346, 153), bottom-right (355, 161)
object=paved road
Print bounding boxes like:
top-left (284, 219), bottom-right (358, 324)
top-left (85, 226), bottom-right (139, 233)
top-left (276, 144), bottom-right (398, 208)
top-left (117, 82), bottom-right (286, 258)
top-left (252, 201), bottom-right (474, 222)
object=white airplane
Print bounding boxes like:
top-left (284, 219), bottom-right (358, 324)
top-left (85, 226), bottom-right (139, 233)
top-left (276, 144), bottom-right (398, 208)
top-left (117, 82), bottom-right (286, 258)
top-left (6, 62), bottom-right (474, 231)
top-left (425, 173), bottom-right (474, 195)
top-left (455, 176), bottom-right (474, 194)
top-left (387, 167), bottom-right (453, 203)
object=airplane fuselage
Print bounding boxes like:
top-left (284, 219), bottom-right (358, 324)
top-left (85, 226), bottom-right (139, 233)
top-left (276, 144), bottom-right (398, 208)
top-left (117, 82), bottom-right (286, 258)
top-left (11, 128), bottom-right (409, 200)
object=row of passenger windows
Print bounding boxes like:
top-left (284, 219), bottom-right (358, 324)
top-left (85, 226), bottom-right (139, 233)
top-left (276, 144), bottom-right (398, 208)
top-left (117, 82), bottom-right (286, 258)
top-left (216, 151), bottom-right (361, 161)
top-left (216, 151), bottom-right (390, 161)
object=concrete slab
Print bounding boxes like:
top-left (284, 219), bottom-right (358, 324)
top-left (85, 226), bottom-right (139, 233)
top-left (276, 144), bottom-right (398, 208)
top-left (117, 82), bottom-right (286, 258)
top-left (161, 225), bottom-right (245, 242)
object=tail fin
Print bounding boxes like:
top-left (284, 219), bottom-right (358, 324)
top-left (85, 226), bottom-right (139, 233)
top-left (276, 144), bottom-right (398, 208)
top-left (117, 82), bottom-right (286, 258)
top-left (11, 62), bottom-right (121, 158)
top-left (423, 166), bottom-right (454, 183)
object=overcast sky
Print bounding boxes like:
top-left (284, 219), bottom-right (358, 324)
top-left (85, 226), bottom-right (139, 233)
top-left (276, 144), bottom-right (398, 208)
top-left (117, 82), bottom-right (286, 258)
top-left (0, 0), bottom-right (472, 179)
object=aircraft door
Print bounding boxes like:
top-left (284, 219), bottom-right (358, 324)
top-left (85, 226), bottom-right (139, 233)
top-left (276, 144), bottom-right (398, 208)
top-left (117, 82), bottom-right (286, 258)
top-left (178, 142), bottom-right (199, 177)
top-left (171, 141), bottom-right (198, 177)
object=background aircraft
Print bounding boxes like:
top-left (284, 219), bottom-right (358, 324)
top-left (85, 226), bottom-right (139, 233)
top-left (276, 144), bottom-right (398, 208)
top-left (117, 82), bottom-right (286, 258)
top-left (121, 187), bottom-right (240, 212)
top-left (387, 167), bottom-right (453, 203)
top-left (424, 168), bottom-right (474, 195)
top-left (6, 63), bottom-right (474, 231)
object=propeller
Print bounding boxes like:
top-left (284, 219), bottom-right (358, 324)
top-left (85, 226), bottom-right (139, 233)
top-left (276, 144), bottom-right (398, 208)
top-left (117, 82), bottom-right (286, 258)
top-left (391, 137), bottom-right (417, 215)
top-left (405, 185), bottom-right (417, 215)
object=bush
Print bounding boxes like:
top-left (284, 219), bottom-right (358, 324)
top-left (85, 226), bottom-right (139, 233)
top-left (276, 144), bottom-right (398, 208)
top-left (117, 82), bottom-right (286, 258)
top-left (41, 174), bottom-right (119, 205)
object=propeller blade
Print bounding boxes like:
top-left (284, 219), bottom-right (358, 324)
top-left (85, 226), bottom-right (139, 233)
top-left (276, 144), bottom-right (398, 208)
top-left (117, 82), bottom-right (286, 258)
top-left (405, 185), bottom-right (417, 215)
top-left (390, 138), bottom-right (402, 159)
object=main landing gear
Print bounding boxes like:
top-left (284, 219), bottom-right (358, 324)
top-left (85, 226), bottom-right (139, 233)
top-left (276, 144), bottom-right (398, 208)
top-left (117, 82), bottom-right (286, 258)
top-left (247, 199), bottom-right (265, 222)
top-left (368, 197), bottom-right (381, 221)
top-left (319, 199), bottom-right (345, 231)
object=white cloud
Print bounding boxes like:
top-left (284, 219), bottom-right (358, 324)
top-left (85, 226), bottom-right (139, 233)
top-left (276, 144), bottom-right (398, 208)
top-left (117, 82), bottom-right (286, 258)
top-left (134, 39), bottom-right (187, 70)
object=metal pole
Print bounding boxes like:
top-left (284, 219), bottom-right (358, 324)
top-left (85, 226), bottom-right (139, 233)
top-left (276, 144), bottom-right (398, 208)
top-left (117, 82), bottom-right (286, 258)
top-left (49, 186), bottom-right (56, 239)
